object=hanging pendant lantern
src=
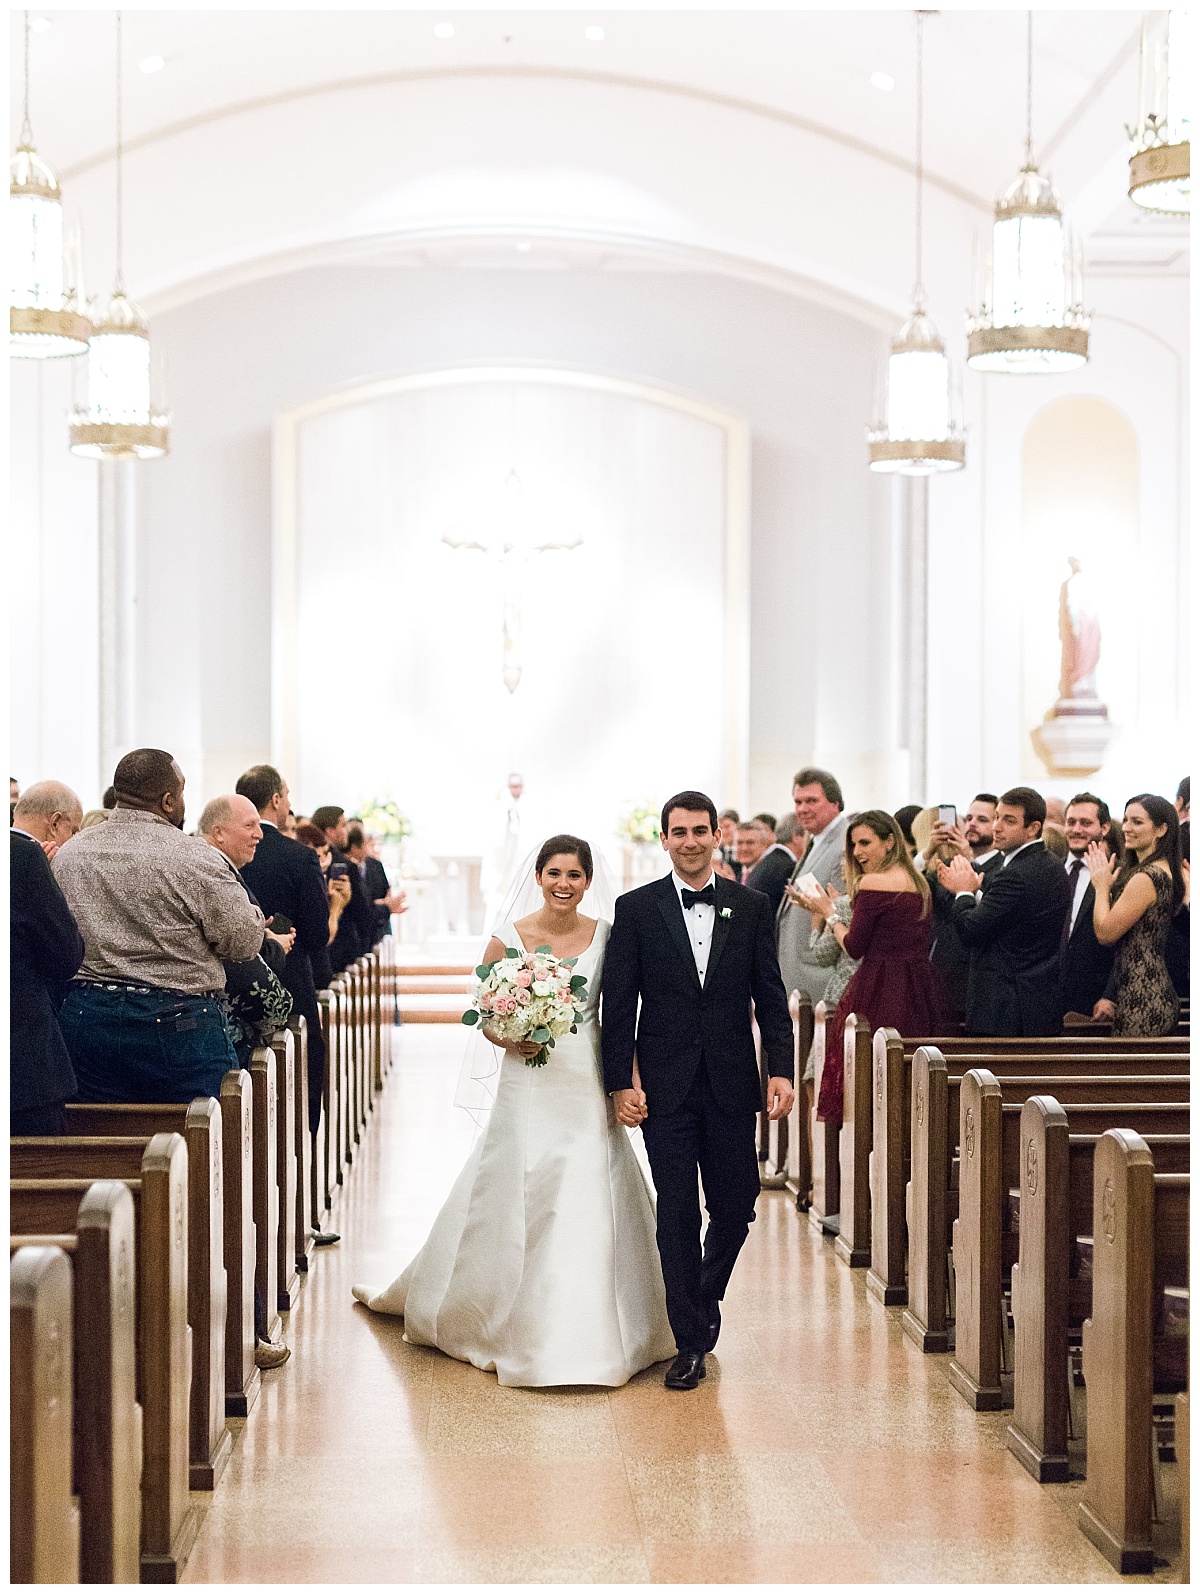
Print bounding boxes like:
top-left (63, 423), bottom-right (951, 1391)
top-left (868, 11), bottom-right (965, 474)
top-left (70, 11), bottom-right (169, 459)
top-left (966, 12), bottom-right (1090, 374)
top-left (10, 11), bottom-right (91, 358)
top-left (1128, 11), bottom-right (1190, 215)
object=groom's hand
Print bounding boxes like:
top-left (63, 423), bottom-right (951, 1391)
top-left (612, 1088), bottom-right (647, 1127)
top-left (765, 1077), bottom-right (795, 1120)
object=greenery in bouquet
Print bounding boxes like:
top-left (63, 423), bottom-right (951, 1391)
top-left (616, 801), bottom-right (661, 847)
top-left (462, 946), bottom-right (589, 1068)
top-left (357, 796), bottom-right (413, 841)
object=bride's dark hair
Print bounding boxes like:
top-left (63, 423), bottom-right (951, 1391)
top-left (535, 834), bottom-right (594, 881)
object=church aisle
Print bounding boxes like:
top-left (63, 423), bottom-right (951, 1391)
top-left (183, 1027), bottom-right (1179, 1586)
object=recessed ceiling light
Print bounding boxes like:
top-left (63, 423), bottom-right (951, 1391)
top-left (870, 71), bottom-right (895, 92)
top-left (584, 25), bottom-right (605, 42)
top-left (139, 54), bottom-right (166, 74)
top-left (30, 15), bottom-right (52, 33)
top-left (433, 22), bottom-right (455, 39)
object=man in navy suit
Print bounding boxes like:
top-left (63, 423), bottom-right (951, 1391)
top-left (940, 787), bottom-right (1072, 1036)
top-left (602, 790), bottom-right (795, 1390)
top-left (237, 764), bottom-right (340, 1244)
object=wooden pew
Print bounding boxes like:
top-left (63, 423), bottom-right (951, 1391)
top-left (64, 1078), bottom-right (257, 1425)
top-left (783, 991), bottom-right (814, 1210)
top-left (11, 1244), bottom-right (80, 1584)
top-left (269, 1029), bottom-right (299, 1312)
top-left (1079, 1132), bottom-right (1190, 1573)
top-left (10, 1182), bottom-right (141, 1583)
top-left (870, 1029), bottom-right (1188, 1320)
top-left (807, 1002), bottom-right (840, 1234)
top-left (13, 1123), bottom-right (231, 1495)
top-left (902, 1048), bottom-right (1189, 1357)
top-left (250, 1047), bottom-right (280, 1344)
top-left (11, 1134), bottom-right (199, 1583)
top-left (834, 1014), bottom-right (873, 1267)
top-left (368, 949), bottom-right (385, 1093)
top-left (1007, 1095), bottom-right (1190, 1482)
top-left (317, 989), bottom-right (337, 1216)
top-left (288, 1015), bottom-right (315, 1275)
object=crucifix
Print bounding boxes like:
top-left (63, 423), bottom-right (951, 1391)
top-left (442, 469), bottom-right (584, 693)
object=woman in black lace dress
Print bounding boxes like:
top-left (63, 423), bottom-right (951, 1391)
top-left (1086, 793), bottom-right (1183, 1036)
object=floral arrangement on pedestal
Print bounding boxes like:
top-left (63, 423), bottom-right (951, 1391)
top-left (615, 802), bottom-right (661, 847)
top-left (357, 797), bottom-right (413, 842)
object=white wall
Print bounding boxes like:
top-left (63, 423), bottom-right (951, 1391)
top-left (126, 263), bottom-right (896, 818)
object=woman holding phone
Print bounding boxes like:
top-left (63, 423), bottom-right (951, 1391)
top-left (294, 820), bottom-right (353, 988)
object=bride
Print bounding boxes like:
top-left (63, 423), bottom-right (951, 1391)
top-left (352, 833), bottom-right (676, 1387)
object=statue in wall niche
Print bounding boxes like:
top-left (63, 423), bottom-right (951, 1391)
top-left (1056, 556), bottom-right (1103, 707)
top-left (1032, 555), bottom-right (1114, 778)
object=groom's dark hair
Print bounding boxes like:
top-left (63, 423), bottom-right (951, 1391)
top-left (660, 791), bottom-right (719, 836)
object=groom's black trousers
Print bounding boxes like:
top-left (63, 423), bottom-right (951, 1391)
top-left (639, 1065), bottom-right (760, 1355)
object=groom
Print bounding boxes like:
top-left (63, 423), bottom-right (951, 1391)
top-left (602, 790), bottom-right (795, 1390)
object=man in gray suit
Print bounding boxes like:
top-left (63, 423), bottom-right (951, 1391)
top-left (775, 767), bottom-right (850, 1003)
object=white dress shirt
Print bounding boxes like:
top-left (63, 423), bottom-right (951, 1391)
top-left (1065, 853), bottom-right (1090, 933)
top-left (672, 871), bottom-right (716, 985)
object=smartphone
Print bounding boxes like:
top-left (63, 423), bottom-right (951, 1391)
top-left (937, 805), bottom-right (957, 828)
top-left (329, 862), bottom-right (351, 882)
top-left (269, 914), bottom-right (293, 936)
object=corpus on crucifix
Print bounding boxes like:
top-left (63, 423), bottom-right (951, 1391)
top-left (441, 469), bottom-right (584, 693)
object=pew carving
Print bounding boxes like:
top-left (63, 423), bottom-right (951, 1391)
top-left (867, 1026), bottom-right (907, 1305)
top-left (948, 1068), bottom-right (1005, 1410)
top-left (269, 1029), bottom-right (299, 1311)
top-left (220, 1068), bottom-right (259, 1418)
top-left (288, 1015), bottom-right (315, 1274)
top-left (834, 1013), bottom-right (872, 1268)
top-left (808, 1002), bottom-right (840, 1234)
top-left (250, 1047), bottom-right (281, 1345)
top-left (784, 991), bottom-right (814, 1210)
top-left (901, 1046), bottom-right (950, 1352)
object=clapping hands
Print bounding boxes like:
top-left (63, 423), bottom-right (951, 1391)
top-left (938, 855), bottom-right (983, 896)
top-left (1085, 840), bottom-right (1115, 891)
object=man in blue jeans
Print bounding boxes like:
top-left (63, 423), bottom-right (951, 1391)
top-left (53, 748), bottom-right (265, 1101)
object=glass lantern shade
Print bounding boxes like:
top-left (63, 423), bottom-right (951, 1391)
top-left (868, 310), bottom-right (965, 475)
top-left (69, 291), bottom-right (169, 459)
top-left (1129, 11), bottom-right (1191, 215)
top-left (9, 147), bottom-right (91, 357)
top-left (967, 168), bottom-right (1090, 374)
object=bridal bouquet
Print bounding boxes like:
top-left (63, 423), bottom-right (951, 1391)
top-left (462, 946), bottom-right (589, 1067)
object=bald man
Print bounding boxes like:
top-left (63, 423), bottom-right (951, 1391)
top-left (54, 748), bottom-right (264, 1102)
top-left (11, 780), bottom-right (84, 861)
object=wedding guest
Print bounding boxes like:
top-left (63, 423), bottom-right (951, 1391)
top-left (11, 780), bottom-right (84, 860)
top-left (345, 822), bottom-right (405, 944)
top-left (11, 823), bottom-right (84, 1134)
top-left (1045, 796), bottom-right (1068, 828)
top-left (732, 821), bottom-right (768, 883)
top-left (939, 787), bottom-right (1071, 1036)
top-left (913, 807), bottom-right (969, 1026)
top-left (1060, 793), bottom-right (1117, 1019)
top-left (752, 812), bottom-right (778, 839)
top-left (294, 821), bottom-right (351, 987)
top-left (54, 749), bottom-right (263, 1101)
top-left (102, 785), bottom-right (117, 811)
top-left (776, 767), bottom-right (850, 1004)
top-left (1042, 823), bottom-right (1069, 861)
top-left (80, 809), bottom-right (110, 830)
top-left (1165, 821), bottom-right (1189, 1000)
top-left (894, 804), bottom-right (922, 858)
top-left (777, 814), bottom-right (809, 864)
top-left (744, 823), bottom-right (798, 912)
top-left (1086, 793), bottom-right (1182, 1036)
top-left (717, 808), bottom-right (740, 867)
top-left (803, 811), bottom-right (945, 1123)
top-left (1175, 776), bottom-right (1190, 822)
top-left (312, 804), bottom-right (376, 972)
top-left (800, 883), bottom-right (858, 1092)
top-left (10, 774), bottom-right (20, 824)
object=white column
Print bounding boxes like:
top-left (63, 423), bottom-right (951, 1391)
top-left (898, 474), bottom-right (929, 804)
top-left (97, 458), bottom-right (138, 793)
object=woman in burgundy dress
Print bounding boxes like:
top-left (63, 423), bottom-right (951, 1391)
top-left (799, 810), bottom-right (947, 1125)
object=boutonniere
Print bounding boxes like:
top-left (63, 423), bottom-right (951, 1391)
top-left (718, 906), bottom-right (733, 919)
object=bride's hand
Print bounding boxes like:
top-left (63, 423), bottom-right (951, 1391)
top-left (508, 1039), bottom-right (543, 1059)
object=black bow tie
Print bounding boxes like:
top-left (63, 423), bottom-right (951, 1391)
top-left (682, 885), bottom-right (716, 910)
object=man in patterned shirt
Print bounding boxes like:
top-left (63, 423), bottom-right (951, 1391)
top-left (53, 748), bottom-right (264, 1101)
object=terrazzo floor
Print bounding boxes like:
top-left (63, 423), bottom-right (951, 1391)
top-left (182, 1025), bottom-right (1186, 1585)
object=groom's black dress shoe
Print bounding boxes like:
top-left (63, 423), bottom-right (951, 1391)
top-left (704, 1300), bottom-right (722, 1353)
top-left (664, 1351), bottom-right (706, 1391)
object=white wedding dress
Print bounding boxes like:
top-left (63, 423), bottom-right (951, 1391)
top-left (353, 918), bottom-right (677, 1386)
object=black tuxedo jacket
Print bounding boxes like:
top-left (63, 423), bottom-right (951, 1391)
top-left (953, 841), bottom-right (1071, 1036)
top-left (328, 847), bottom-right (377, 973)
top-left (601, 873), bottom-right (794, 1116)
top-left (1061, 875), bottom-right (1115, 1015)
top-left (11, 831), bottom-right (84, 1112)
top-left (929, 851), bottom-right (1003, 1015)
top-left (743, 846), bottom-right (795, 913)
top-left (240, 822), bottom-right (330, 1008)
top-left (361, 856), bottom-right (392, 946)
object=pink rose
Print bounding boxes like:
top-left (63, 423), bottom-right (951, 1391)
top-left (516, 988), bottom-right (531, 1005)
top-left (515, 970), bottom-right (532, 988)
top-left (479, 992), bottom-right (494, 1011)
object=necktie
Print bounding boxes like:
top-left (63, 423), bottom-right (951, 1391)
top-left (682, 885), bottom-right (716, 910)
top-left (1061, 859), bottom-right (1085, 950)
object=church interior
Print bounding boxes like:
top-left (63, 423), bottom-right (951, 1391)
top-left (8, 6), bottom-right (1191, 1587)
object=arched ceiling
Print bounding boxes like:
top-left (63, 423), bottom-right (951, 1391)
top-left (9, 8), bottom-right (1186, 317)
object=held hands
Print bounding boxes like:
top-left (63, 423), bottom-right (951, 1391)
top-left (938, 855), bottom-right (982, 896)
top-left (766, 1077), bottom-right (795, 1120)
top-left (612, 1087), bottom-right (648, 1128)
top-left (1085, 840), bottom-right (1115, 891)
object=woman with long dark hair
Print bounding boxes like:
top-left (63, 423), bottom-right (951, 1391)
top-left (801, 809), bottom-right (947, 1124)
top-left (1086, 793), bottom-right (1183, 1036)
